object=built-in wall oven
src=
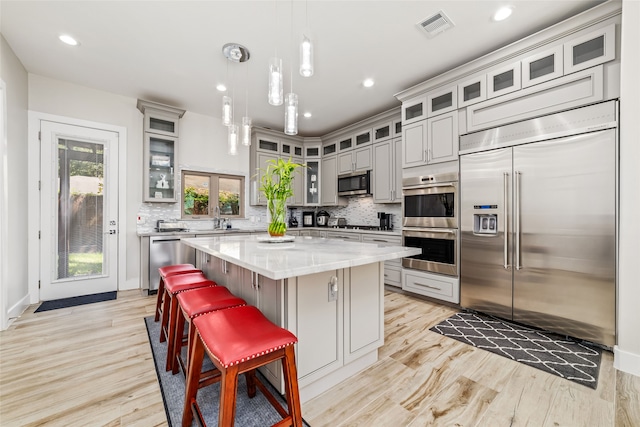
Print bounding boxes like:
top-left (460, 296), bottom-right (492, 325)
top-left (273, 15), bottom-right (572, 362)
top-left (402, 173), bottom-right (459, 277)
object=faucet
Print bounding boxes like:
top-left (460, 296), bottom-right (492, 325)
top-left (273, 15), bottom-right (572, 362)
top-left (214, 205), bottom-right (221, 229)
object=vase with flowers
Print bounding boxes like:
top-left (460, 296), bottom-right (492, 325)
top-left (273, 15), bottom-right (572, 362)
top-left (260, 158), bottom-right (304, 237)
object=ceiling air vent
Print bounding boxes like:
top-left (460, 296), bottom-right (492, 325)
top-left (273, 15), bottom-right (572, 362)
top-left (417, 10), bottom-right (454, 38)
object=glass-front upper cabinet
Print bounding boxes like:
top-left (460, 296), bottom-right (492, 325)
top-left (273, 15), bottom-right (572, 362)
top-left (427, 85), bottom-right (457, 116)
top-left (281, 141), bottom-right (303, 157)
top-left (338, 136), bottom-right (353, 152)
top-left (564, 23), bottom-right (615, 74)
top-left (458, 75), bottom-right (486, 108)
top-left (137, 99), bottom-right (185, 138)
top-left (522, 45), bottom-right (564, 88)
top-left (323, 141), bottom-right (337, 156)
top-left (402, 96), bottom-right (427, 125)
top-left (392, 119), bottom-right (403, 138)
top-left (373, 122), bottom-right (392, 143)
top-left (355, 128), bottom-right (372, 147)
top-left (138, 99), bottom-right (185, 203)
top-left (487, 61), bottom-right (522, 99)
top-left (144, 134), bottom-right (178, 202)
top-left (305, 160), bottom-right (320, 206)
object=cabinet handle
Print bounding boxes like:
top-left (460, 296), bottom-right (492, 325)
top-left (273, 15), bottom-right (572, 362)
top-left (423, 150), bottom-right (427, 162)
top-left (428, 149), bottom-right (431, 162)
top-left (372, 239), bottom-right (388, 243)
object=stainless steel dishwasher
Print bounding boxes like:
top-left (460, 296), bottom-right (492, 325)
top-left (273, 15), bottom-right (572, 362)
top-left (148, 234), bottom-right (196, 293)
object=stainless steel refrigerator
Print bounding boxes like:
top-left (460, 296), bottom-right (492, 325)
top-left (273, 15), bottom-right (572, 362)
top-left (459, 101), bottom-right (617, 347)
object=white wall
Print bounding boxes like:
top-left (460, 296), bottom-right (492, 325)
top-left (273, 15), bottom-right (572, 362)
top-left (615, 0), bottom-right (640, 377)
top-left (0, 35), bottom-right (30, 326)
top-left (27, 74), bottom-right (250, 292)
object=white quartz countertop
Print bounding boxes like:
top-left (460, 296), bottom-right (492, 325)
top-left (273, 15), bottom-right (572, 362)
top-left (181, 235), bottom-right (420, 280)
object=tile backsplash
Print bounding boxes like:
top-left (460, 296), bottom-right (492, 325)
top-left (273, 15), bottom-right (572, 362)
top-left (137, 196), bottom-right (400, 233)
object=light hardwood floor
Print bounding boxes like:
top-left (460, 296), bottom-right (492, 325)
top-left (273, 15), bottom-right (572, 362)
top-left (0, 289), bottom-right (638, 426)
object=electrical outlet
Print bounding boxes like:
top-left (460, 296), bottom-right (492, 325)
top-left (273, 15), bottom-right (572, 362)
top-left (136, 215), bottom-right (145, 225)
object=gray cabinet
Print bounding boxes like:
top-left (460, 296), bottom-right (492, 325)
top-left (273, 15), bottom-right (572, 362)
top-left (372, 137), bottom-right (402, 203)
top-left (402, 111), bottom-right (458, 168)
top-left (288, 156), bottom-right (305, 206)
top-left (564, 23), bottom-right (615, 74)
top-left (252, 152), bottom-right (278, 205)
top-left (487, 61), bottom-right (522, 99)
top-left (325, 231), bottom-right (362, 242)
top-left (337, 146), bottom-right (372, 175)
top-left (362, 234), bottom-right (402, 288)
top-left (522, 44), bottom-right (564, 88)
top-left (138, 100), bottom-right (185, 203)
top-left (321, 156), bottom-right (346, 206)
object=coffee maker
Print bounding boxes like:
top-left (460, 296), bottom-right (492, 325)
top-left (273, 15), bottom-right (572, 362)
top-left (378, 212), bottom-right (393, 230)
top-left (288, 208), bottom-right (298, 228)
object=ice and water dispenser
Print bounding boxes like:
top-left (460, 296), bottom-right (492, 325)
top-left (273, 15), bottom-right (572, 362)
top-left (473, 205), bottom-right (498, 235)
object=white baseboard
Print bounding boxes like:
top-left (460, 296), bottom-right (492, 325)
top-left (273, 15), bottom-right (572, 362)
top-left (7, 293), bottom-right (30, 324)
top-left (119, 278), bottom-right (141, 291)
top-left (614, 345), bottom-right (640, 377)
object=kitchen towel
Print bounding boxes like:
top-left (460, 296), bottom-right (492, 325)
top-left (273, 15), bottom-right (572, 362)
top-left (430, 311), bottom-right (602, 389)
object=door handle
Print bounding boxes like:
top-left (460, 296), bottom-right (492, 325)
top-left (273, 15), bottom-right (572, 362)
top-left (515, 170), bottom-right (521, 271)
top-left (504, 172), bottom-right (509, 269)
top-left (104, 230), bottom-right (116, 235)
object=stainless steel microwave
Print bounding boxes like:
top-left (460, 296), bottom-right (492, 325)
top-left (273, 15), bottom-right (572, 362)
top-left (337, 170), bottom-right (371, 196)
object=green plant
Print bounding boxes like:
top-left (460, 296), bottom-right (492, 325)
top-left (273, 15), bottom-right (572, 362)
top-left (259, 158), bottom-right (304, 236)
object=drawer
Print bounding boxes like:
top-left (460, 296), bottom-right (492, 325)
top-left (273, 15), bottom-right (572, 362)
top-left (325, 231), bottom-right (362, 242)
top-left (361, 234), bottom-right (401, 245)
top-left (402, 270), bottom-right (459, 303)
top-left (383, 266), bottom-right (401, 287)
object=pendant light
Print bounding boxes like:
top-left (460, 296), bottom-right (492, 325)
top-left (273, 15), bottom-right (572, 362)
top-left (299, 0), bottom-right (314, 77)
top-left (268, 1), bottom-right (283, 106)
top-left (241, 59), bottom-right (252, 146)
top-left (284, 0), bottom-right (298, 135)
top-left (228, 123), bottom-right (239, 155)
top-left (284, 92), bottom-right (298, 135)
top-left (221, 43), bottom-right (250, 155)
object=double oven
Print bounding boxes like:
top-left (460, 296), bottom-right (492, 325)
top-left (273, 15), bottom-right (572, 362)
top-left (402, 173), bottom-right (458, 277)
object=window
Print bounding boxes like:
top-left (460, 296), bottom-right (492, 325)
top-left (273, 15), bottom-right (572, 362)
top-left (181, 170), bottom-right (244, 219)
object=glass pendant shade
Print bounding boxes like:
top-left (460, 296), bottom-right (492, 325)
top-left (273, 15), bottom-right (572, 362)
top-left (284, 93), bottom-right (298, 135)
top-left (268, 57), bottom-right (284, 106)
top-left (241, 116), bottom-right (252, 146)
top-left (222, 96), bottom-right (233, 126)
top-left (228, 123), bottom-right (239, 155)
top-left (299, 35), bottom-right (314, 77)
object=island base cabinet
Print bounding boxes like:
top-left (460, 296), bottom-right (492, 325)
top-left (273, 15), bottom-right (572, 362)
top-left (292, 270), bottom-right (344, 382)
top-left (194, 251), bottom-right (386, 402)
top-left (344, 263), bottom-right (384, 364)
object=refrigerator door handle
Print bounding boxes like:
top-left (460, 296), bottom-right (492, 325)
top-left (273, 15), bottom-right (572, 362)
top-left (515, 170), bottom-right (521, 270)
top-left (504, 172), bottom-right (509, 269)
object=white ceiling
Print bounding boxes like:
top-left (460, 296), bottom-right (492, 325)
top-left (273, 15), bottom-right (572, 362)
top-left (0, 0), bottom-right (606, 136)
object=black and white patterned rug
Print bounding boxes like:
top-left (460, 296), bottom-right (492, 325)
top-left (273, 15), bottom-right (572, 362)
top-left (430, 312), bottom-right (602, 389)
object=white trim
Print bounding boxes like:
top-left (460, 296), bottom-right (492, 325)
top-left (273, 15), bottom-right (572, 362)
top-left (7, 293), bottom-right (30, 326)
top-left (28, 111), bottom-right (127, 303)
top-left (614, 345), bottom-right (640, 377)
top-left (0, 79), bottom-right (8, 330)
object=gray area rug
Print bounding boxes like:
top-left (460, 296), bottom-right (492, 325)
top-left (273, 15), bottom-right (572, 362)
top-left (430, 312), bottom-right (602, 389)
top-left (144, 316), bottom-right (310, 427)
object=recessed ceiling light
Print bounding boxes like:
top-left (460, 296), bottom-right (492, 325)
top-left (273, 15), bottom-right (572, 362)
top-left (59, 34), bottom-right (79, 46)
top-left (493, 6), bottom-right (513, 22)
top-left (303, 112), bottom-right (312, 118)
top-left (363, 79), bottom-right (375, 88)
top-left (216, 84), bottom-right (227, 92)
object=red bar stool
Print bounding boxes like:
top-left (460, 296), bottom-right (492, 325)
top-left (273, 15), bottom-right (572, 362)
top-left (182, 305), bottom-right (302, 427)
top-left (170, 286), bottom-right (246, 374)
top-left (160, 271), bottom-right (214, 345)
top-left (154, 264), bottom-right (201, 322)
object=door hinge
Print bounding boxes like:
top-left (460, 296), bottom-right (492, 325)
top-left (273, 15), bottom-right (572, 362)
top-left (38, 180), bottom-right (41, 191)
top-left (38, 131), bottom-right (41, 141)
top-left (38, 280), bottom-right (41, 289)
top-left (38, 230), bottom-right (41, 239)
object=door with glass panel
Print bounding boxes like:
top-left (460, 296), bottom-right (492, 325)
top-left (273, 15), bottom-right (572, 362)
top-left (40, 121), bottom-right (119, 300)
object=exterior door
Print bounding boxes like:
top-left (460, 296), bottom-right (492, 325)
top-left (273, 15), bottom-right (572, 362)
top-left (40, 121), bottom-right (119, 300)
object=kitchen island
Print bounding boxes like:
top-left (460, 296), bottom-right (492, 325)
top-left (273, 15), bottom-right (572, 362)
top-left (181, 234), bottom-right (419, 402)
